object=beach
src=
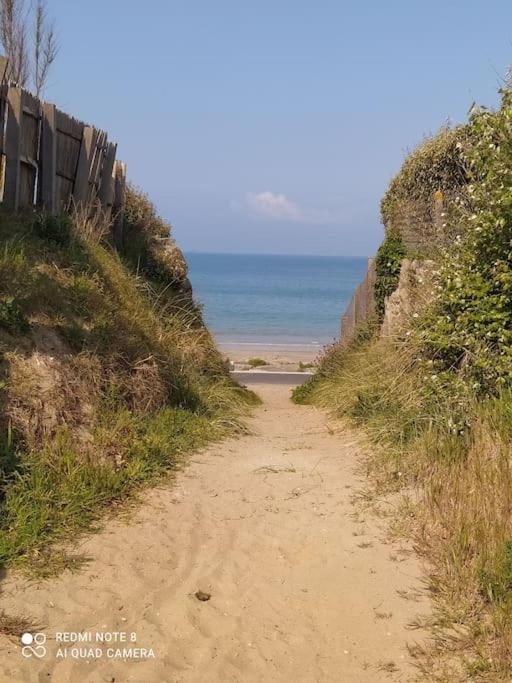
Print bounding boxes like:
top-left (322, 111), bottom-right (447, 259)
top-left (219, 342), bottom-right (322, 371)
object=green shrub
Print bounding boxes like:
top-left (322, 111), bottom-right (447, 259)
top-left (32, 213), bottom-right (72, 247)
top-left (374, 233), bottom-right (405, 318)
top-left (380, 126), bottom-right (470, 227)
top-left (122, 185), bottom-right (188, 283)
top-left (247, 357), bottom-right (268, 368)
top-left (298, 361), bottom-right (314, 371)
top-left (417, 90), bottom-right (512, 393)
top-left (291, 376), bottom-right (316, 403)
top-left (0, 296), bottom-right (29, 333)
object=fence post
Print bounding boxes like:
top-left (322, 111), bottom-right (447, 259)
top-left (99, 141), bottom-right (116, 212)
top-left (112, 160), bottom-right (126, 248)
top-left (88, 130), bottom-right (105, 201)
top-left (0, 56), bottom-right (8, 155)
top-left (40, 102), bottom-right (57, 213)
top-left (366, 257), bottom-right (376, 317)
top-left (340, 297), bottom-right (356, 346)
top-left (0, 56), bottom-right (7, 84)
top-left (3, 86), bottom-right (22, 210)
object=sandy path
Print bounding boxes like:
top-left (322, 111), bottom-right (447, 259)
top-left (0, 383), bottom-right (426, 682)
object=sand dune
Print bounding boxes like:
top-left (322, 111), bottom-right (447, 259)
top-left (0, 383), bottom-right (427, 682)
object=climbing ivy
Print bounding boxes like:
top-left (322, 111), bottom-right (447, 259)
top-left (374, 232), bottom-right (406, 319)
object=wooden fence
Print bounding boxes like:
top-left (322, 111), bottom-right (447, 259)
top-left (0, 56), bottom-right (126, 241)
top-left (340, 257), bottom-right (376, 346)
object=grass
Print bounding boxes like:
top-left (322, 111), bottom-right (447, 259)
top-left (298, 361), bottom-right (315, 371)
top-left (0, 408), bottom-right (220, 572)
top-left (0, 610), bottom-right (37, 638)
top-left (0, 208), bottom-right (256, 573)
top-left (247, 357), bottom-right (268, 368)
top-left (295, 337), bottom-right (512, 681)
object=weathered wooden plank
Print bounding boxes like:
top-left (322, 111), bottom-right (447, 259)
top-left (98, 141), bottom-right (116, 210)
top-left (56, 112), bottom-right (82, 176)
top-left (3, 86), bottom-right (22, 210)
top-left (56, 132), bottom-right (81, 182)
top-left (55, 109), bottom-right (84, 209)
top-left (0, 58), bottom-right (9, 157)
top-left (340, 297), bottom-right (356, 346)
top-left (56, 174), bottom-right (74, 210)
top-left (354, 282), bottom-right (365, 326)
top-left (20, 110), bottom-right (39, 161)
top-left (16, 90), bottom-right (41, 207)
top-left (19, 162), bottom-right (35, 207)
top-left (0, 56), bottom-right (8, 84)
top-left (21, 88), bottom-right (40, 117)
top-left (112, 160), bottom-right (126, 247)
top-left (88, 130), bottom-right (106, 201)
top-left (40, 103), bottom-right (57, 213)
top-left (55, 108), bottom-right (84, 141)
top-left (73, 126), bottom-right (95, 204)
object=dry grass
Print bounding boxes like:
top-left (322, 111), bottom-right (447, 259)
top-left (0, 610), bottom-right (37, 638)
top-left (0, 208), bottom-right (256, 573)
top-left (70, 198), bottom-right (112, 244)
top-left (296, 337), bottom-right (512, 680)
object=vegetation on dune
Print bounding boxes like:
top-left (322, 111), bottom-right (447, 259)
top-left (122, 185), bottom-right (190, 292)
top-left (380, 125), bottom-right (470, 229)
top-left (295, 87), bottom-right (512, 680)
top-left (417, 92), bottom-right (512, 395)
top-left (0, 205), bottom-right (256, 573)
top-left (374, 232), bottom-right (406, 319)
top-left (246, 357), bottom-right (268, 368)
top-left (298, 360), bottom-right (314, 371)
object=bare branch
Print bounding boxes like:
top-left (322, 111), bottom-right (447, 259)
top-left (0, 0), bottom-right (28, 85)
top-left (33, 0), bottom-right (57, 97)
top-left (0, 0), bottom-right (57, 95)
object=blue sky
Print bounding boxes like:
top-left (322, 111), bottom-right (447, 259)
top-left (48, 0), bottom-right (512, 255)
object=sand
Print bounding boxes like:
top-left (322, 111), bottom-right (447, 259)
top-left (219, 343), bottom-right (322, 371)
top-left (0, 382), bottom-right (427, 682)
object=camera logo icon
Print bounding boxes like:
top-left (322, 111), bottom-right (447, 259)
top-left (21, 632), bottom-right (47, 658)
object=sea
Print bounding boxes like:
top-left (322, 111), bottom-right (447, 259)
top-left (186, 252), bottom-right (368, 352)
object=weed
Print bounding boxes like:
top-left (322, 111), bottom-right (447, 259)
top-left (247, 357), bottom-right (268, 368)
top-left (298, 361), bottom-right (314, 371)
top-left (0, 297), bottom-right (29, 333)
top-left (0, 610), bottom-right (37, 638)
top-left (32, 213), bottom-right (72, 247)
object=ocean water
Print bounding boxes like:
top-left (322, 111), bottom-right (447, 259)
top-left (186, 252), bottom-right (368, 349)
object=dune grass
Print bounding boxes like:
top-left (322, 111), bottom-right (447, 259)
top-left (0, 208), bottom-right (256, 574)
top-left (247, 357), bottom-right (268, 368)
top-left (295, 338), bottom-right (512, 680)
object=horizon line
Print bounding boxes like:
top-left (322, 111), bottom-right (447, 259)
top-left (183, 250), bottom-right (372, 259)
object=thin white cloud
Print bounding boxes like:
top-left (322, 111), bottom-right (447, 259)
top-left (246, 191), bottom-right (303, 221)
top-left (243, 191), bottom-right (338, 225)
